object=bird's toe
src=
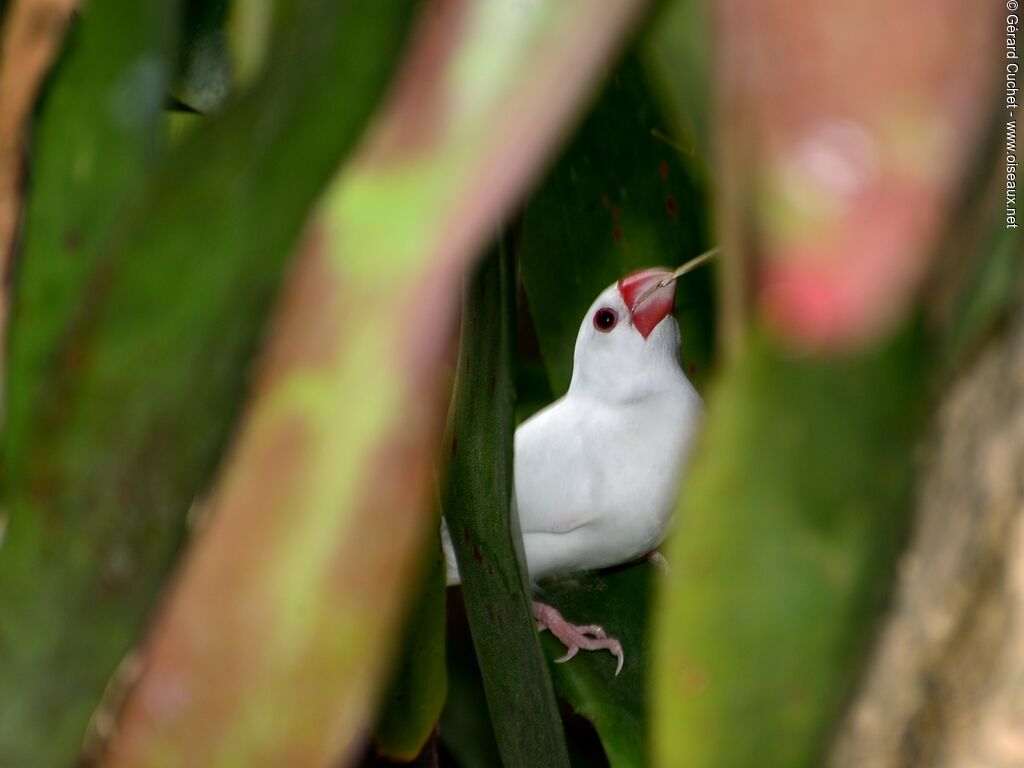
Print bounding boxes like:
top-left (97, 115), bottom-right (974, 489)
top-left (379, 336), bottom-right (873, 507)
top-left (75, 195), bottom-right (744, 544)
top-left (532, 600), bottom-right (624, 675)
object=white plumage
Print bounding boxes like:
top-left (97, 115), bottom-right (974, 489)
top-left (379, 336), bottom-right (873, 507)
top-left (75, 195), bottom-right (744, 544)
top-left (443, 268), bottom-right (703, 672)
top-left (445, 270), bottom-right (702, 584)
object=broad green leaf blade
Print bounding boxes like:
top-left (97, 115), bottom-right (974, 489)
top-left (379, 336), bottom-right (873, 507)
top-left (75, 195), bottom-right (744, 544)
top-left (4, 0), bottom-right (180, 482)
top-left (228, 0), bottom-right (296, 88)
top-left (100, 1), bottom-right (649, 764)
top-left (445, 243), bottom-right (570, 768)
top-left (440, 603), bottom-right (504, 768)
top-left (0, 1), bottom-right (415, 764)
top-left (520, 53), bottom-right (713, 397)
top-left (373, 532), bottom-right (447, 762)
top-left (538, 564), bottom-right (656, 768)
top-left (653, 330), bottom-right (927, 768)
top-left (0, 1), bottom-right (182, 762)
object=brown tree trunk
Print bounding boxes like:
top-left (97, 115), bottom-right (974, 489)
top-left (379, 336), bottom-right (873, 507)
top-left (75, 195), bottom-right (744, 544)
top-left (831, 308), bottom-right (1024, 768)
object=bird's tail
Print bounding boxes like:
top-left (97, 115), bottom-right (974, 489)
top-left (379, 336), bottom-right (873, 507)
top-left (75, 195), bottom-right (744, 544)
top-left (439, 518), bottom-right (461, 586)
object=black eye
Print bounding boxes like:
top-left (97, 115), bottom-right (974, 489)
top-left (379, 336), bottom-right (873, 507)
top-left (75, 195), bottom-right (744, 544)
top-left (593, 307), bottom-right (618, 332)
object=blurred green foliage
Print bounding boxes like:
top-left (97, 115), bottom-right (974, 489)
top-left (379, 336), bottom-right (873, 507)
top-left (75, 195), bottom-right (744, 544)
top-left (0, 0), bottom-right (415, 763)
top-left (654, 329), bottom-right (927, 768)
top-left (0, 0), bottom-right (1011, 765)
top-left (0, 0), bottom-right (181, 758)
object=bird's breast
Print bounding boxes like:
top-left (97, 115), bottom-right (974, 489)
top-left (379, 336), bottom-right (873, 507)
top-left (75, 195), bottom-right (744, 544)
top-left (514, 390), bottom-right (700, 571)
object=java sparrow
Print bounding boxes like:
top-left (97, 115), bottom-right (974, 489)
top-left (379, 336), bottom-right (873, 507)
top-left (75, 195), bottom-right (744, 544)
top-left (444, 263), bottom-right (705, 674)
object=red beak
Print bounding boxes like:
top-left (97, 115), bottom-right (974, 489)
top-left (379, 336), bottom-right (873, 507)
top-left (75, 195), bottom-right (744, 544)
top-left (618, 268), bottom-right (677, 339)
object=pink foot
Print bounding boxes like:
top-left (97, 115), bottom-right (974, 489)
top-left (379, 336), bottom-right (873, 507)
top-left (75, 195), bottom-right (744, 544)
top-left (532, 601), bottom-right (624, 676)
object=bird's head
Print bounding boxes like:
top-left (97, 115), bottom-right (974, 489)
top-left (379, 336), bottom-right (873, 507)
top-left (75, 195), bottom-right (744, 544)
top-left (568, 268), bottom-right (685, 402)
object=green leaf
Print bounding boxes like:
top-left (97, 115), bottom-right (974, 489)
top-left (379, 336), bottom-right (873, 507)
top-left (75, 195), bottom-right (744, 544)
top-left (4, 0), bottom-right (181, 479)
top-left (374, 531), bottom-right (448, 762)
top-left (440, 602), bottom-right (504, 768)
top-left (227, 0), bottom-right (298, 88)
top-left (520, 52), bottom-right (714, 397)
top-left (0, 0), bottom-right (182, 760)
top-left (444, 242), bottom-right (571, 768)
top-left (0, 1), bottom-right (416, 763)
top-left (653, 328), bottom-right (928, 768)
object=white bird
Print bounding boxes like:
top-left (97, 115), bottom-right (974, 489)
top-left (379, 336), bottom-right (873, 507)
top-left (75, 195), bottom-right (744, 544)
top-left (445, 266), bottom-right (704, 674)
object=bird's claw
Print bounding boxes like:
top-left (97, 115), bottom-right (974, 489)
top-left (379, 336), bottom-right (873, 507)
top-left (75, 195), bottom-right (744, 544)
top-left (573, 624), bottom-right (607, 638)
top-left (533, 601), bottom-right (625, 676)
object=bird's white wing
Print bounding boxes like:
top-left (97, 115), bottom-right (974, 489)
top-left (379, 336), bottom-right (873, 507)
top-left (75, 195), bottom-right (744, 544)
top-left (514, 397), bottom-right (603, 537)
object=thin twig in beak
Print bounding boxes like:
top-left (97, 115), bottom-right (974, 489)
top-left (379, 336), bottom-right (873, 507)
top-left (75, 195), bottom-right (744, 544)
top-left (630, 248), bottom-right (719, 312)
